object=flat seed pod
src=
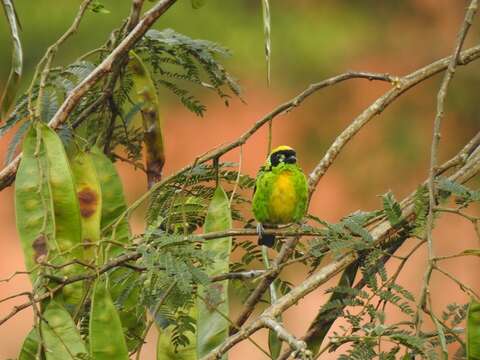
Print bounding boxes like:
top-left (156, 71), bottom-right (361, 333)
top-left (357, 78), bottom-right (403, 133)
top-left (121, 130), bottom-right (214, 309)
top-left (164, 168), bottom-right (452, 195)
top-left (128, 50), bottom-right (165, 187)
top-left (89, 279), bottom-right (129, 360)
top-left (70, 149), bottom-right (102, 262)
top-left (41, 301), bottom-right (88, 360)
top-left (467, 298), bottom-right (480, 360)
top-left (18, 328), bottom-right (40, 360)
top-left (90, 146), bottom-right (130, 250)
top-left (90, 147), bottom-right (145, 351)
top-left (15, 125), bottom-right (54, 284)
top-left (197, 186), bottom-right (232, 358)
top-left (39, 122), bottom-right (84, 307)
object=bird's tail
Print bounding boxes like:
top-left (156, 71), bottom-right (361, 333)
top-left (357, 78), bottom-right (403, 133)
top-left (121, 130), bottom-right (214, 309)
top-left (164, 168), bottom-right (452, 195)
top-left (258, 233), bottom-right (275, 247)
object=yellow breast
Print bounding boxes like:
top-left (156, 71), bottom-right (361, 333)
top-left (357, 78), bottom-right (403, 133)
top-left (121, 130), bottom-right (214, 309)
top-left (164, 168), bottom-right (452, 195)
top-left (268, 171), bottom-right (297, 224)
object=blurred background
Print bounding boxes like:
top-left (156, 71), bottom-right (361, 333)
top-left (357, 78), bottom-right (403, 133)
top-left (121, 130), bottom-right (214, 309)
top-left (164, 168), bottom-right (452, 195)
top-left (0, 0), bottom-right (479, 358)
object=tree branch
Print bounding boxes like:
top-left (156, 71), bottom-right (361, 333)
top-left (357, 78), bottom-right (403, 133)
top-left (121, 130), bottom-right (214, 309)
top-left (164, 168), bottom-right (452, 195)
top-left (417, 0), bottom-right (478, 334)
top-left (0, 0), bottom-right (178, 190)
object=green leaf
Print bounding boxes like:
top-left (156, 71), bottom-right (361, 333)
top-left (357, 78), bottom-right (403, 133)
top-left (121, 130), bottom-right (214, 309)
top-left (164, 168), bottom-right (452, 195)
top-left (0, 0), bottom-right (23, 119)
top-left (432, 316), bottom-right (448, 359)
top-left (412, 185), bottom-right (429, 237)
top-left (197, 186), bottom-right (232, 358)
top-left (261, 0), bottom-right (271, 84)
top-left (41, 301), bottom-right (88, 360)
top-left (157, 323), bottom-right (196, 360)
top-left (467, 298), bottom-right (480, 360)
top-left (18, 328), bottom-right (40, 360)
top-left (382, 191), bottom-right (402, 226)
top-left (90, 279), bottom-right (129, 360)
top-left (191, 0), bottom-right (207, 9)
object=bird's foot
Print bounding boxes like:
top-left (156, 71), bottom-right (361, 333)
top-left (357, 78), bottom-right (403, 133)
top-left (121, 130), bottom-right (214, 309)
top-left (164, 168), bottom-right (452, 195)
top-left (256, 223), bottom-right (266, 237)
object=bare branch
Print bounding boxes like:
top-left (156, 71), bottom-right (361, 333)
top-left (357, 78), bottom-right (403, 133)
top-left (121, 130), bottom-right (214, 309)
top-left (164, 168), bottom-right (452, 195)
top-left (261, 316), bottom-right (311, 359)
top-left (307, 43), bottom-right (480, 197)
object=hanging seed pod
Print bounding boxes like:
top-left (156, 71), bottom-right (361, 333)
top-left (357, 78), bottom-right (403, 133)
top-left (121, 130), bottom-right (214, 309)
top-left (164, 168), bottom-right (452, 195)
top-left (90, 279), bottom-right (129, 360)
top-left (70, 149), bottom-right (102, 262)
top-left (15, 125), bottom-right (55, 284)
top-left (128, 50), bottom-right (165, 188)
top-left (39, 122), bottom-right (84, 308)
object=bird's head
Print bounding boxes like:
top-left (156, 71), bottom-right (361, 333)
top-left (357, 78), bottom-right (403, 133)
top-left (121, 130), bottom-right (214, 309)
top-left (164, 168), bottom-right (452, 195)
top-left (267, 145), bottom-right (297, 167)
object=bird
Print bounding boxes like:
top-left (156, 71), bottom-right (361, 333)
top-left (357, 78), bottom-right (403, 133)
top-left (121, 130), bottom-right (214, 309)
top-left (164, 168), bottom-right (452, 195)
top-left (252, 145), bottom-right (308, 247)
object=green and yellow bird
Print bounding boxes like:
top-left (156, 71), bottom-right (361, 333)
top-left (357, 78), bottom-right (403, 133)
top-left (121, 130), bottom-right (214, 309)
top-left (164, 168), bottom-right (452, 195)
top-left (252, 145), bottom-right (308, 247)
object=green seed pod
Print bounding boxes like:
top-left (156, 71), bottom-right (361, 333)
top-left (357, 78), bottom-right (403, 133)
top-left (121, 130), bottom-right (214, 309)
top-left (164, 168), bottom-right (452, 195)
top-left (70, 149), bottom-right (102, 262)
top-left (90, 146), bottom-right (130, 250)
top-left (18, 328), bottom-right (40, 360)
top-left (196, 186), bottom-right (232, 358)
top-left (128, 50), bottom-right (165, 187)
top-left (39, 122), bottom-right (84, 308)
top-left (41, 301), bottom-right (88, 360)
top-left (90, 147), bottom-right (145, 351)
top-left (89, 279), bottom-right (129, 360)
top-left (15, 125), bottom-right (55, 284)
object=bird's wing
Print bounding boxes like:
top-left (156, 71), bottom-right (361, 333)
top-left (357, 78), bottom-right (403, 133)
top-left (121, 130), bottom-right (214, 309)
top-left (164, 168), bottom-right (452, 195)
top-left (253, 165), bottom-right (271, 196)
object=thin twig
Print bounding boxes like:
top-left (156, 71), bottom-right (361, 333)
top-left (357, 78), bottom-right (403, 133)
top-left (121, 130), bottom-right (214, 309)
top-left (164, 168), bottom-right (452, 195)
top-left (34, 0), bottom-right (93, 120)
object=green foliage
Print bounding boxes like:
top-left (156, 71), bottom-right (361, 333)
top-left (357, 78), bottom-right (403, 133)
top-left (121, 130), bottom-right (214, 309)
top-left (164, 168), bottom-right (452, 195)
top-left (137, 28), bottom-right (241, 116)
top-left (146, 162), bottom-right (254, 232)
top-left (382, 191), bottom-right (403, 226)
top-left (437, 178), bottom-right (480, 206)
top-left (89, 1), bottom-right (110, 14)
top-left (412, 185), bottom-right (429, 237)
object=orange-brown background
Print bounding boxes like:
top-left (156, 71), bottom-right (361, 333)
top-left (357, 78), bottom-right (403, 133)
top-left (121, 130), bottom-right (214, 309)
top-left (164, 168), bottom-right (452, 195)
top-left (1, 0), bottom-right (479, 358)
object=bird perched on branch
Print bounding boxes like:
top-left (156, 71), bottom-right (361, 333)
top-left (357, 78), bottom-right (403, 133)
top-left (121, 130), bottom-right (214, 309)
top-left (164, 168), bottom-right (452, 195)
top-left (252, 145), bottom-right (308, 247)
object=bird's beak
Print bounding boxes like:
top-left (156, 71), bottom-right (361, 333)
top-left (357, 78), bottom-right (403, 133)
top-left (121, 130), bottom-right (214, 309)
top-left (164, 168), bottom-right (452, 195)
top-left (286, 155), bottom-right (297, 164)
